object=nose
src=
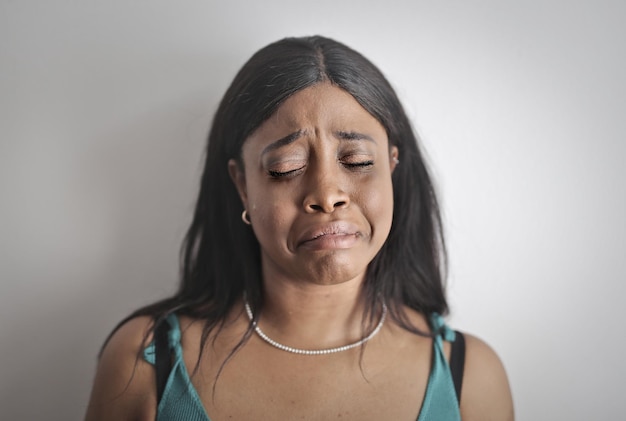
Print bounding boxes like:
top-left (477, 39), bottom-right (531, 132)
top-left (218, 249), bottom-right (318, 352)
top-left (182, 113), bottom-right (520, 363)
top-left (302, 167), bottom-right (350, 213)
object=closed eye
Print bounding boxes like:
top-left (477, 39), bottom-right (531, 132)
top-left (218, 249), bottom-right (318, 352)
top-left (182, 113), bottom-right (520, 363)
top-left (268, 167), bottom-right (305, 178)
top-left (343, 160), bottom-right (374, 170)
top-left (344, 160), bottom-right (373, 167)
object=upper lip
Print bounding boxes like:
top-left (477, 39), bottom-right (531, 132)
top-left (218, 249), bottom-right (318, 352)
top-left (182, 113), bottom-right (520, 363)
top-left (296, 221), bottom-right (361, 246)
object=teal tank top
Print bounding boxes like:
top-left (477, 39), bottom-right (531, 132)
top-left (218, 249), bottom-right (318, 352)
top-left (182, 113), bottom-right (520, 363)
top-left (144, 313), bottom-right (462, 421)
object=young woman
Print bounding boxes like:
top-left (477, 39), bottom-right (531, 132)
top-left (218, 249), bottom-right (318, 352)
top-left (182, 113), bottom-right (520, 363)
top-left (86, 35), bottom-right (513, 420)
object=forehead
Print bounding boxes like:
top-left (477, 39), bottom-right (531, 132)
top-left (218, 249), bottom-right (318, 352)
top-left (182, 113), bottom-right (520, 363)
top-left (244, 83), bottom-right (388, 149)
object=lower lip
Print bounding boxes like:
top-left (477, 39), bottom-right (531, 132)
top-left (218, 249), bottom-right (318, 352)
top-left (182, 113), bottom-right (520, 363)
top-left (300, 233), bottom-right (359, 251)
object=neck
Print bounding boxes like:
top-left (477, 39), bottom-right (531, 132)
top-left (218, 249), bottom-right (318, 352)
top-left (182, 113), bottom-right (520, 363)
top-left (256, 274), bottom-right (373, 351)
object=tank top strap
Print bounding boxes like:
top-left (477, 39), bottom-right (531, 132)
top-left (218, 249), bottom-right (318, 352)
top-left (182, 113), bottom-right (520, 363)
top-left (417, 313), bottom-right (462, 421)
top-left (430, 312), bottom-right (456, 344)
top-left (164, 314), bottom-right (183, 358)
top-left (143, 313), bottom-right (183, 365)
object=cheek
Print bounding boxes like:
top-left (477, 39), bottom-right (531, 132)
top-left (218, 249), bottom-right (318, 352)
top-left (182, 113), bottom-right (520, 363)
top-left (359, 176), bottom-right (395, 234)
top-left (248, 191), bottom-right (295, 245)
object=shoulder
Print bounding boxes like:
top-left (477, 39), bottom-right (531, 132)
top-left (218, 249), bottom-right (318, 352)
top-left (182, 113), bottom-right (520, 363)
top-left (85, 316), bottom-right (157, 421)
top-left (459, 333), bottom-right (514, 421)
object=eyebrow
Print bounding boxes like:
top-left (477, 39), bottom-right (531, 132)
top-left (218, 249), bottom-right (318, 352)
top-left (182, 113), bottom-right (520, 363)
top-left (261, 130), bottom-right (305, 156)
top-left (260, 129), bottom-right (377, 156)
top-left (335, 130), bottom-right (376, 143)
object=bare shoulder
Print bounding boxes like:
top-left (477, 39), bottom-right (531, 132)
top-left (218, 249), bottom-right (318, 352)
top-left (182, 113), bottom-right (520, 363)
top-left (84, 316), bottom-right (157, 421)
top-left (460, 333), bottom-right (514, 421)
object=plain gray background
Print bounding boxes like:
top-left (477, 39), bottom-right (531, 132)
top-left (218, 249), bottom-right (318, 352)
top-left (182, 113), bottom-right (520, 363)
top-left (1, 1), bottom-right (625, 419)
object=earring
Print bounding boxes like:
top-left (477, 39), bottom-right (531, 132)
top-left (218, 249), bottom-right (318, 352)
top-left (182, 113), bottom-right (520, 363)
top-left (241, 209), bottom-right (251, 225)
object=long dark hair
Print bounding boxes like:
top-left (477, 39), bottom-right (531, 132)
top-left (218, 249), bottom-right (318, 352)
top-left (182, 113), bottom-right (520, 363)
top-left (104, 35), bottom-right (447, 363)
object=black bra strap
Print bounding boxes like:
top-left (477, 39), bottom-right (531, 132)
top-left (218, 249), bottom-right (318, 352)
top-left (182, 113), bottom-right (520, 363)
top-left (154, 319), bottom-right (172, 404)
top-left (449, 330), bottom-right (466, 405)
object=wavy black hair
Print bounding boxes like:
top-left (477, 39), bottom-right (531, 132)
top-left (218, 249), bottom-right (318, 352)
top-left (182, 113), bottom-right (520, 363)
top-left (104, 35), bottom-right (447, 368)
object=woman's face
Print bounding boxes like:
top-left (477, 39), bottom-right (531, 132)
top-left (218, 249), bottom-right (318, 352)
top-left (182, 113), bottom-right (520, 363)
top-left (229, 83), bottom-right (398, 286)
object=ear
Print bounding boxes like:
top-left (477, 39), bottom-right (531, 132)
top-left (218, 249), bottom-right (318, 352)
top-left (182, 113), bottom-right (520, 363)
top-left (389, 146), bottom-right (399, 173)
top-left (228, 159), bottom-right (248, 208)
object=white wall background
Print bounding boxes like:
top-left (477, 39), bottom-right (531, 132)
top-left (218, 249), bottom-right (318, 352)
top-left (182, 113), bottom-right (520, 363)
top-left (1, 1), bottom-right (624, 419)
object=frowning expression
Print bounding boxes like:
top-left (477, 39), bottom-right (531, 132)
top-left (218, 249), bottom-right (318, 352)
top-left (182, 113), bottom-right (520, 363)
top-left (229, 83), bottom-right (398, 286)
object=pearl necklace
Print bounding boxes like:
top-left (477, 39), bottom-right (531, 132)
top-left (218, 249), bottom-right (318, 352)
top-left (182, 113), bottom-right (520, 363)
top-left (244, 300), bottom-right (387, 355)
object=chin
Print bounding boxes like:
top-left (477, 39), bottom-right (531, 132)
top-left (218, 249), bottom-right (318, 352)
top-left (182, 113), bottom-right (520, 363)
top-left (299, 253), bottom-right (370, 286)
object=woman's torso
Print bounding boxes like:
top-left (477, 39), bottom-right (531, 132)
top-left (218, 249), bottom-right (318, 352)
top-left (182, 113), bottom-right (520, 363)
top-left (145, 307), bottom-right (460, 420)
